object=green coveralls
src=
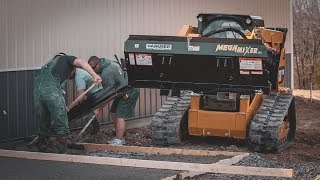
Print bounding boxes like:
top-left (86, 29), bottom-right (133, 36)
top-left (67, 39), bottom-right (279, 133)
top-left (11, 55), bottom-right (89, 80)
top-left (100, 58), bottom-right (139, 119)
top-left (33, 56), bottom-right (70, 135)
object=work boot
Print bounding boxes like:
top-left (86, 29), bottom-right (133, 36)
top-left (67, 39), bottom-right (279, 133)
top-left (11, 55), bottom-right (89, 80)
top-left (89, 118), bottom-right (101, 135)
top-left (35, 134), bottom-right (50, 152)
top-left (49, 134), bottom-right (69, 154)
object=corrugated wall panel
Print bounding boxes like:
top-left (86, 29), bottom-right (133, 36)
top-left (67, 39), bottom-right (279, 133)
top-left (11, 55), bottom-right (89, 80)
top-left (0, 73), bottom-right (9, 140)
top-left (0, 70), bottom-right (38, 140)
top-left (0, 0), bottom-right (291, 71)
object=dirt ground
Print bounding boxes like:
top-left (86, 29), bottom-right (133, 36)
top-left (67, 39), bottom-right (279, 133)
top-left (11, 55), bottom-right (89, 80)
top-left (265, 90), bottom-right (320, 163)
top-left (83, 89), bottom-right (320, 165)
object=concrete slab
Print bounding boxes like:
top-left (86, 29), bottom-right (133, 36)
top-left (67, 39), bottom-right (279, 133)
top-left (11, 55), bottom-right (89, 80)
top-left (0, 156), bottom-right (180, 180)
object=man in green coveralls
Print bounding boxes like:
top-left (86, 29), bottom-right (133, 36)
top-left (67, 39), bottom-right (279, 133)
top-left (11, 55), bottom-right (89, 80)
top-left (74, 68), bottom-right (103, 134)
top-left (88, 56), bottom-right (139, 146)
top-left (33, 53), bottom-right (102, 153)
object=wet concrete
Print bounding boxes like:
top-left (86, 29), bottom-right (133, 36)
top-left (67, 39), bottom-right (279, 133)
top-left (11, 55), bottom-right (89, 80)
top-left (0, 156), bottom-right (181, 180)
top-left (84, 150), bottom-right (229, 164)
top-left (0, 138), bottom-right (231, 180)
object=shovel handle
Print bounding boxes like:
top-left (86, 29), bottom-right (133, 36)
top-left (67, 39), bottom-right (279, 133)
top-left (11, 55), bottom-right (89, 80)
top-left (67, 83), bottom-right (96, 111)
top-left (74, 115), bottom-right (96, 142)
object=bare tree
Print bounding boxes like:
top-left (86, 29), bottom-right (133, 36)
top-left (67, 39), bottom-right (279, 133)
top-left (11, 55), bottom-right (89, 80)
top-left (293, 0), bottom-right (320, 89)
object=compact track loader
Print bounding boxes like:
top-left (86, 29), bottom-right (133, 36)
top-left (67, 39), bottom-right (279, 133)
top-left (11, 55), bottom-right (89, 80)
top-left (123, 13), bottom-right (296, 152)
top-left (68, 13), bottom-right (296, 152)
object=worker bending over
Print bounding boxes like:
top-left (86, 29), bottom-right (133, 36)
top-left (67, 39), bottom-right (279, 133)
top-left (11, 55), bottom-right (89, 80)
top-left (88, 56), bottom-right (139, 146)
top-left (33, 53), bottom-right (102, 153)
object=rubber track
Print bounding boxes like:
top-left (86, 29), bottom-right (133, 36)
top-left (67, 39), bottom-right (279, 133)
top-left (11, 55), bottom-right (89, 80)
top-left (151, 91), bottom-right (191, 145)
top-left (249, 92), bottom-right (293, 152)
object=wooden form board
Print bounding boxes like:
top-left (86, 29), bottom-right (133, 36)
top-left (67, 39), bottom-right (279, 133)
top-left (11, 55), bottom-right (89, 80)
top-left (162, 153), bottom-right (250, 180)
top-left (74, 143), bottom-right (244, 157)
top-left (0, 150), bottom-right (293, 178)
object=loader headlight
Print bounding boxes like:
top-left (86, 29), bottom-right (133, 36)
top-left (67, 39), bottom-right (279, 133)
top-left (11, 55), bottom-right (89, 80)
top-left (245, 18), bottom-right (252, 24)
top-left (198, 16), bottom-right (203, 22)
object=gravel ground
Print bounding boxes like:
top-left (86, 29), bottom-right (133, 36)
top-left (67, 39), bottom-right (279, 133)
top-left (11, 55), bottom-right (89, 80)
top-left (187, 153), bottom-right (320, 180)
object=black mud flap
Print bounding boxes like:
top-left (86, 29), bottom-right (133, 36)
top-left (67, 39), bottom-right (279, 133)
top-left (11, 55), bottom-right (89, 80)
top-left (67, 85), bottom-right (130, 122)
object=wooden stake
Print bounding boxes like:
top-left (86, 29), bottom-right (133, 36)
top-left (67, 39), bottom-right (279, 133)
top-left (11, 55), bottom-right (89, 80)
top-left (162, 153), bottom-right (250, 180)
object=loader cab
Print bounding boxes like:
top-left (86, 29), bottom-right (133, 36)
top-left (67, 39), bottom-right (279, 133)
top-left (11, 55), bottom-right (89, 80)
top-left (197, 14), bottom-right (264, 39)
top-left (203, 20), bottom-right (245, 38)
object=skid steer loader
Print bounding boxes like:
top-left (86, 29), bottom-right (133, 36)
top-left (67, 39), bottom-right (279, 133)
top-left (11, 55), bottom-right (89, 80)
top-left (123, 13), bottom-right (296, 152)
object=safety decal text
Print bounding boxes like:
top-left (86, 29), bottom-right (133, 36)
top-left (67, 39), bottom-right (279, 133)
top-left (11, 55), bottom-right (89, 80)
top-left (239, 57), bottom-right (263, 75)
top-left (135, 53), bottom-right (152, 66)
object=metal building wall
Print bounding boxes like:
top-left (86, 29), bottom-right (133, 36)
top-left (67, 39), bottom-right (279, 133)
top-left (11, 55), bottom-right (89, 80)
top-left (0, 0), bottom-right (292, 71)
top-left (0, 0), bottom-right (292, 141)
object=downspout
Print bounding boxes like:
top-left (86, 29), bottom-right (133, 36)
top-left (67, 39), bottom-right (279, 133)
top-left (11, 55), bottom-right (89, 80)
top-left (290, 0), bottom-right (294, 89)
